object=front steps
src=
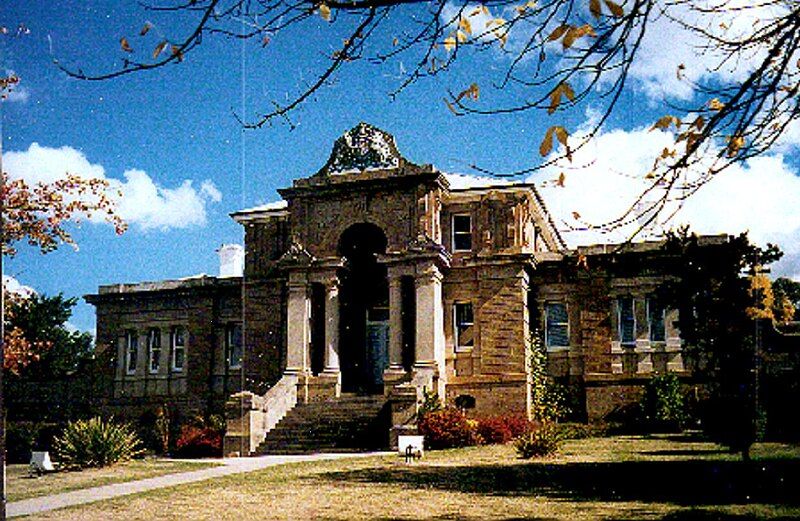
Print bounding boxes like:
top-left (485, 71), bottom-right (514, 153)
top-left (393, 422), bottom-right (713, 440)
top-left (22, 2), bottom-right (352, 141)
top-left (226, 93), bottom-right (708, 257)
top-left (254, 394), bottom-right (390, 455)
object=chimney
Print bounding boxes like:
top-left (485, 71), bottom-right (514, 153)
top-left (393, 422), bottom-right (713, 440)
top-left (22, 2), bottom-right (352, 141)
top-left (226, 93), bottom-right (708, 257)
top-left (218, 244), bottom-right (244, 278)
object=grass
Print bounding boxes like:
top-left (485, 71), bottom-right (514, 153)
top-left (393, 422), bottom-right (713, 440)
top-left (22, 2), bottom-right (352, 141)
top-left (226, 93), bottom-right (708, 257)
top-left (7, 458), bottom-right (220, 502)
top-left (22, 434), bottom-right (800, 520)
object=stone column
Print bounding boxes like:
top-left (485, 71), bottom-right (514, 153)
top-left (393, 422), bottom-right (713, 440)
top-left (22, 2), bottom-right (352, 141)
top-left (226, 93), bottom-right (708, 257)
top-left (322, 277), bottom-right (340, 374)
top-left (414, 263), bottom-right (445, 395)
top-left (285, 273), bottom-right (311, 375)
top-left (387, 274), bottom-right (404, 372)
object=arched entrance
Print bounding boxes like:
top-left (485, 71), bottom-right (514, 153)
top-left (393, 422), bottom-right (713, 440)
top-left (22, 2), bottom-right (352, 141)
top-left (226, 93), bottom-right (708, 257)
top-left (338, 223), bottom-right (389, 394)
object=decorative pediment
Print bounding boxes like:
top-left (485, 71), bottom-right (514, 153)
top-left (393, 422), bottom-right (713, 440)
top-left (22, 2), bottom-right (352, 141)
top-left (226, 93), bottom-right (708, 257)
top-left (279, 239), bottom-right (315, 266)
top-left (320, 122), bottom-right (403, 174)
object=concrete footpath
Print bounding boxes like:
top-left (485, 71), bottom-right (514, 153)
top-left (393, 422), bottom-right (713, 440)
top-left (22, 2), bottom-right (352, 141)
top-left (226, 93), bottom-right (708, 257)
top-left (8, 452), bottom-right (389, 518)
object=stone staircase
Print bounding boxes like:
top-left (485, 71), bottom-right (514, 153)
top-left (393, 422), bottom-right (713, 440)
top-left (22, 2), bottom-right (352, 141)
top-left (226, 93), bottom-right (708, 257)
top-left (254, 394), bottom-right (390, 454)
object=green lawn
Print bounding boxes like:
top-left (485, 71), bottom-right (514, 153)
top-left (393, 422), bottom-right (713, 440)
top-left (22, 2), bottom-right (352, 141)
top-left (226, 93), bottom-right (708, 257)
top-left (24, 434), bottom-right (800, 520)
top-left (7, 458), bottom-right (220, 502)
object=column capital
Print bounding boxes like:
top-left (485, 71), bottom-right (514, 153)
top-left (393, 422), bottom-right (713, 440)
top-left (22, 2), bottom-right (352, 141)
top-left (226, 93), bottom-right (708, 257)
top-left (415, 264), bottom-right (443, 287)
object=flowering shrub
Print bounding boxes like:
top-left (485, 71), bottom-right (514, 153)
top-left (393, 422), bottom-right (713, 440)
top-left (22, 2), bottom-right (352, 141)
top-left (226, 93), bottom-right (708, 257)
top-left (417, 408), bottom-right (480, 449)
top-left (174, 425), bottom-right (222, 458)
top-left (476, 415), bottom-right (533, 444)
top-left (514, 422), bottom-right (561, 459)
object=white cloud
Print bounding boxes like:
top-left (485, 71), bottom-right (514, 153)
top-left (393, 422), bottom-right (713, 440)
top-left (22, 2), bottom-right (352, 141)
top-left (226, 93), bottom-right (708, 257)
top-left (444, 172), bottom-right (510, 190)
top-left (3, 143), bottom-right (222, 231)
top-left (527, 124), bottom-right (800, 281)
top-left (628, 1), bottom-right (789, 101)
top-left (2, 275), bottom-right (36, 297)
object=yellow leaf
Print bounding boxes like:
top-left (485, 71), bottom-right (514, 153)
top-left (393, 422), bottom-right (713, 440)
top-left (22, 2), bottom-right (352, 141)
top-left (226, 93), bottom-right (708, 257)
top-left (563, 27), bottom-right (578, 49)
top-left (553, 125), bottom-right (569, 147)
top-left (589, 0), bottom-right (602, 18)
top-left (120, 37), bottom-right (133, 53)
top-left (539, 128), bottom-right (554, 157)
top-left (645, 171), bottom-right (656, 179)
top-left (548, 83), bottom-right (573, 114)
top-left (651, 115), bottom-right (679, 131)
top-left (459, 17), bottom-right (472, 35)
top-left (444, 36), bottom-right (456, 52)
top-left (604, 0), bottom-right (624, 17)
top-left (444, 98), bottom-right (460, 116)
top-left (547, 24), bottom-right (569, 42)
top-left (153, 40), bottom-right (167, 59)
top-left (457, 30), bottom-right (468, 43)
top-left (708, 98), bottom-right (725, 111)
top-left (319, 3), bottom-right (331, 21)
top-left (727, 134), bottom-right (745, 157)
top-left (140, 22), bottom-right (152, 36)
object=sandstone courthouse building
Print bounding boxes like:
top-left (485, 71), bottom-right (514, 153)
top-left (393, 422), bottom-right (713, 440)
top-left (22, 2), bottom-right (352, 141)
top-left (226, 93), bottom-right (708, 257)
top-left (87, 123), bottom-right (693, 454)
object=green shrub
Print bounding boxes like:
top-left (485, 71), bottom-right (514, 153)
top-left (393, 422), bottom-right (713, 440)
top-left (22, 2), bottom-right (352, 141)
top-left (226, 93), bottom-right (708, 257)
top-left (416, 388), bottom-right (443, 420)
top-left (54, 417), bottom-right (144, 468)
top-left (417, 408), bottom-right (480, 449)
top-left (514, 423), bottom-right (561, 458)
top-left (640, 373), bottom-right (687, 432)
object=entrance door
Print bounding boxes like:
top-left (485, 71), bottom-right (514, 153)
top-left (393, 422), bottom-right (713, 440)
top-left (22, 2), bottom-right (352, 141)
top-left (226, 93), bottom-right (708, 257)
top-left (365, 306), bottom-right (390, 392)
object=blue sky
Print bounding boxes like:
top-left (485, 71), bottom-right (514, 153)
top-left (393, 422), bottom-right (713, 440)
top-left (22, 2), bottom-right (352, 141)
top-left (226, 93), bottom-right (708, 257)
top-left (4, 1), bottom-right (800, 333)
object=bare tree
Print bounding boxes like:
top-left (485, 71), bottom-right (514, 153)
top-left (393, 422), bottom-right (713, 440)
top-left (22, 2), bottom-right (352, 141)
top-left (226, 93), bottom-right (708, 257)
top-left (56, 0), bottom-right (800, 235)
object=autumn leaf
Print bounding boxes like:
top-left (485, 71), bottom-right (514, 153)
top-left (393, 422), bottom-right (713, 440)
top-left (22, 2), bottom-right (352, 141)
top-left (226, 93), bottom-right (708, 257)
top-left (556, 172), bottom-right (566, 187)
top-left (539, 128), bottom-right (554, 157)
top-left (651, 115), bottom-right (680, 131)
top-left (457, 30), bottom-right (468, 43)
top-left (444, 36), bottom-right (456, 52)
top-left (572, 211), bottom-right (582, 220)
top-left (548, 82), bottom-right (574, 114)
top-left (120, 37), bottom-right (133, 53)
top-left (727, 134), bottom-right (745, 157)
top-left (455, 83), bottom-right (480, 102)
top-left (548, 24), bottom-right (569, 42)
top-left (676, 63), bottom-right (686, 80)
top-left (153, 40), bottom-right (167, 59)
top-left (140, 22), bottom-right (152, 36)
top-left (459, 17), bottom-right (472, 35)
top-left (319, 3), bottom-right (331, 21)
top-left (444, 98), bottom-right (461, 116)
top-left (589, 0), bottom-right (602, 18)
top-left (708, 98), bottom-right (725, 111)
top-left (392, 37), bottom-right (399, 46)
top-left (170, 45), bottom-right (184, 62)
top-left (604, 0), bottom-right (624, 17)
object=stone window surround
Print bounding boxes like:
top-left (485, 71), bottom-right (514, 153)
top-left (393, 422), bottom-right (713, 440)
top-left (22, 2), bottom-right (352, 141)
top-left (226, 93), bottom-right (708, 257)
top-left (124, 330), bottom-right (138, 375)
top-left (646, 297), bottom-right (666, 343)
top-left (226, 323), bottom-right (243, 369)
top-left (451, 213), bottom-right (472, 253)
top-left (544, 302), bottom-right (570, 352)
top-left (453, 301), bottom-right (475, 353)
top-left (121, 326), bottom-right (191, 376)
top-left (147, 328), bottom-right (161, 374)
top-left (616, 296), bottom-right (636, 348)
top-left (170, 326), bottom-right (186, 372)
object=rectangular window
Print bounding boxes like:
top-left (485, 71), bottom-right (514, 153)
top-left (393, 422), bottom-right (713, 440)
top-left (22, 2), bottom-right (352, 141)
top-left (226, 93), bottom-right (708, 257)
top-left (226, 324), bottom-right (243, 369)
top-left (171, 326), bottom-right (186, 372)
top-left (618, 297), bottom-right (636, 346)
top-left (148, 328), bottom-right (161, 374)
top-left (125, 331), bottom-right (138, 375)
top-left (545, 303), bottom-right (569, 349)
top-left (452, 214), bottom-right (472, 252)
top-left (648, 297), bottom-right (666, 342)
top-left (454, 302), bottom-right (475, 352)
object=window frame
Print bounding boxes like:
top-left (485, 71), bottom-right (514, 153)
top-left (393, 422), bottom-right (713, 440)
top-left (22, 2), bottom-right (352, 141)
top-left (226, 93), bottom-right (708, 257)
top-left (617, 296), bottom-right (636, 347)
top-left (226, 323), bottom-right (243, 370)
top-left (647, 297), bottom-right (666, 343)
top-left (125, 330), bottom-right (138, 375)
top-left (544, 302), bottom-right (570, 350)
top-left (147, 328), bottom-right (161, 374)
top-left (453, 301), bottom-right (475, 353)
top-left (451, 213), bottom-right (473, 252)
top-left (171, 326), bottom-right (186, 372)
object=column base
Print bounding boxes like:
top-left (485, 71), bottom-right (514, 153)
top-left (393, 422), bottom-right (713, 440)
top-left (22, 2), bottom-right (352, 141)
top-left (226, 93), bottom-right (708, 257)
top-left (383, 367), bottom-right (410, 396)
top-left (305, 371), bottom-right (341, 402)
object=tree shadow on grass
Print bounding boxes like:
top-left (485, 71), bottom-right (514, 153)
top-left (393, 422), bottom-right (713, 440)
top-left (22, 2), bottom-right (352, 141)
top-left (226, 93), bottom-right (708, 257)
top-left (316, 458), bottom-right (800, 507)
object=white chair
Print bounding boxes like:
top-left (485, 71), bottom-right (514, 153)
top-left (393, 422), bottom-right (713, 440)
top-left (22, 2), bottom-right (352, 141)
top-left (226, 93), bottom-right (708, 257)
top-left (29, 451), bottom-right (55, 477)
top-left (398, 435), bottom-right (424, 462)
